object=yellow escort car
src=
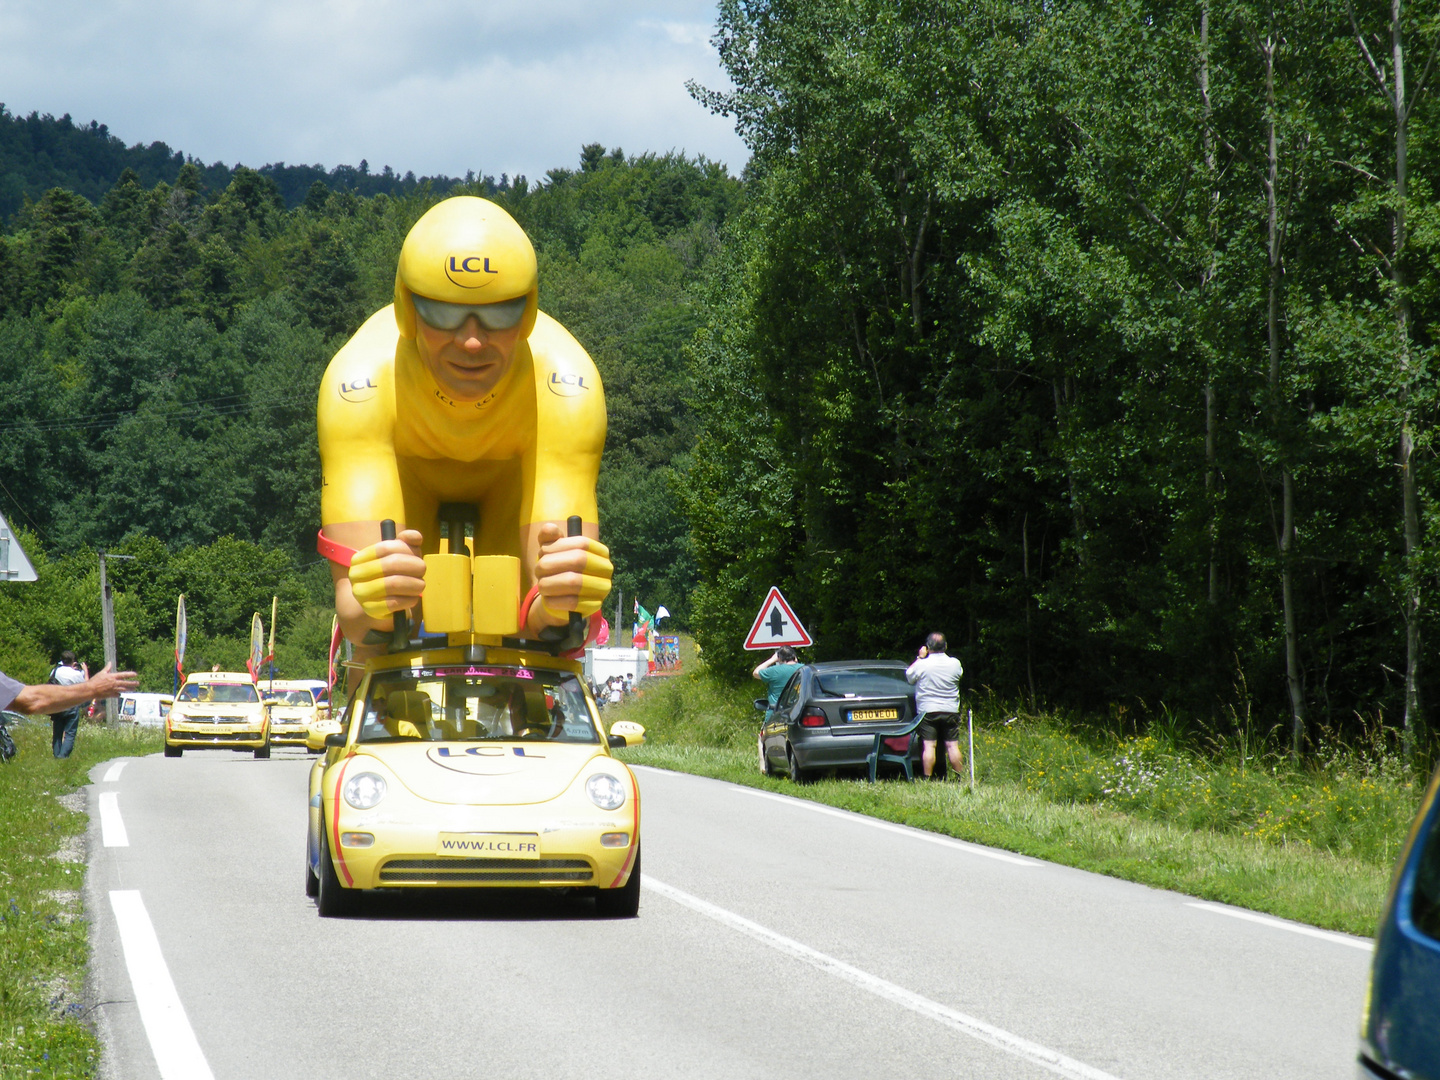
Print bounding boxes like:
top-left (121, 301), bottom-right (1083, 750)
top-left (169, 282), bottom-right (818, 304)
top-left (305, 645), bottom-right (645, 918)
top-left (262, 680), bottom-right (321, 748)
top-left (164, 671), bottom-right (271, 758)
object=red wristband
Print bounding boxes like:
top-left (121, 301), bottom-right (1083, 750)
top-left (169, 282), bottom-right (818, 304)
top-left (518, 584), bottom-right (542, 630)
top-left (317, 529), bottom-right (358, 568)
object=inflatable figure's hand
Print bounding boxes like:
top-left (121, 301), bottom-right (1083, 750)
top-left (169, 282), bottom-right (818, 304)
top-left (347, 530), bottom-right (426, 621)
top-left (533, 523), bottom-right (612, 621)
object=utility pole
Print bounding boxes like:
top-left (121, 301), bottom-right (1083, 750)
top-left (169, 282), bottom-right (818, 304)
top-left (97, 551), bottom-right (134, 725)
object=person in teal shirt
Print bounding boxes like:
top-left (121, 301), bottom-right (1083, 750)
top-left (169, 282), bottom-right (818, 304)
top-left (753, 647), bottom-right (801, 720)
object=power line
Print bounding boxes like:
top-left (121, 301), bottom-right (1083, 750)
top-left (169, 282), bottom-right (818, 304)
top-left (0, 391), bottom-right (313, 436)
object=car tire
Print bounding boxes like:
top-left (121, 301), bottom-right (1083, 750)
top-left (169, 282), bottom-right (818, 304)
top-left (594, 844), bottom-right (641, 918)
top-left (254, 741), bottom-right (270, 760)
top-left (163, 744), bottom-right (182, 758)
top-left (788, 746), bottom-right (809, 785)
top-left (316, 822), bottom-right (360, 917)
top-left (305, 856), bottom-right (319, 898)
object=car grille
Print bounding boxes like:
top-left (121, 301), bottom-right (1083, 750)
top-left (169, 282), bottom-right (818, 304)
top-left (378, 857), bottom-right (593, 884)
top-left (170, 731), bottom-right (257, 742)
top-left (175, 715), bottom-right (251, 724)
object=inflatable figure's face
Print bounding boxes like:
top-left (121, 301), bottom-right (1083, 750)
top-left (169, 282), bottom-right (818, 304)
top-left (415, 309), bottom-right (524, 402)
top-left (394, 197), bottom-right (540, 398)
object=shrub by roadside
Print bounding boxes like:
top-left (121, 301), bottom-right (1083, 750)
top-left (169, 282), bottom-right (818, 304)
top-left (0, 720), bottom-right (161, 1079)
top-left (609, 663), bottom-right (1421, 936)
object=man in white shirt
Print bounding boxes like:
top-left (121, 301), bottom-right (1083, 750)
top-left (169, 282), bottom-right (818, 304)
top-left (905, 633), bottom-right (965, 779)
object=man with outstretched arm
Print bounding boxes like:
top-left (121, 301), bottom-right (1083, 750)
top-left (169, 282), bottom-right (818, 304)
top-left (905, 633), bottom-right (965, 779)
top-left (0, 663), bottom-right (138, 720)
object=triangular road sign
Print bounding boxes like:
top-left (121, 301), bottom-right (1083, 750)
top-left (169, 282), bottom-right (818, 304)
top-left (0, 510), bottom-right (37, 583)
top-left (743, 586), bottom-right (813, 650)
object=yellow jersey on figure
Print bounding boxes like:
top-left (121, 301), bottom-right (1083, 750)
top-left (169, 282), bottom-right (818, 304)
top-left (316, 196), bottom-right (612, 655)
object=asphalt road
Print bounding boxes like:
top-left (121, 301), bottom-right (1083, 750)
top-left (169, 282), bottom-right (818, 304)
top-left (84, 749), bottom-right (1372, 1079)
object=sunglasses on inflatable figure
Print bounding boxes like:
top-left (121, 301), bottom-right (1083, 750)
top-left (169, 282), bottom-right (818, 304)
top-left (411, 293), bottom-right (528, 332)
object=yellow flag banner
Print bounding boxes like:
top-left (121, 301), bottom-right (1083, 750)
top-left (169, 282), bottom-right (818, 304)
top-left (247, 612), bottom-right (263, 681)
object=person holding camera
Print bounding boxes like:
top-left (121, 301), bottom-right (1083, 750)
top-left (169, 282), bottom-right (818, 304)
top-left (906, 633), bottom-right (964, 778)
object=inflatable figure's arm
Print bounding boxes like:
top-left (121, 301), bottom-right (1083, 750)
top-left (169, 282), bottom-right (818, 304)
top-left (520, 318), bottom-right (611, 637)
top-left (317, 313), bottom-right (424, 645)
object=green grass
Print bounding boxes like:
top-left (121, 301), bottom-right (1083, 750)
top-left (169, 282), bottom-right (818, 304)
top-left (0, 720), bottom-right (162, 1079)
top-left (610, 661), bottom-right (1419, 937)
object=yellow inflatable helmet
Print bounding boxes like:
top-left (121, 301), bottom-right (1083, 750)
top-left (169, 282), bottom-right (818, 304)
top-left (394, 196), bottom-right (539, 340)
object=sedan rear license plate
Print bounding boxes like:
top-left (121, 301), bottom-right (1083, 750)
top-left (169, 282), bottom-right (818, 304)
top-left (437, 833), bottom-right (540, 858)
top-left (848, 708), bottom-right (899, 722)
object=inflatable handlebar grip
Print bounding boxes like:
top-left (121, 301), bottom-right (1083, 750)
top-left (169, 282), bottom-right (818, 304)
top-left (380, 519), bottom-right (408, 649)
top-left (566, 516), bottom-right (583, 635)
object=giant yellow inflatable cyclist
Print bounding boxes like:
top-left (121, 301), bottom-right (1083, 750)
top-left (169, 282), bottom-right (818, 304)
top-left (316, 196), bottom-right (611, 653)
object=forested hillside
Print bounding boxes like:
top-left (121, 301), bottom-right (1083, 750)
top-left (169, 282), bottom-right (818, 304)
top-left (0, 107), bottom-right (483, 218)
top-left (682, 0), bottom-right (1440, 757)
top-left (0, 138), bottom-right (739, 687)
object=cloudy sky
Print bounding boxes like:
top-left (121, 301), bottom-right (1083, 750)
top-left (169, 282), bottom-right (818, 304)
top-left (0, 0), bottom-right (749, 180)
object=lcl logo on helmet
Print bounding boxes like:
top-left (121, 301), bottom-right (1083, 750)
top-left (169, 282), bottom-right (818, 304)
top-left (444, 254), bottom-right (500, 288)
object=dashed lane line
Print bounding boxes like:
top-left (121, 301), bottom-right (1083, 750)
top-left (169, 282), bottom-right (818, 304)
top-left (103, 760), bottom-right (128, 782)
top-left (99, 791), bottom-right (129, 847)
top-left (1185, 902), bottom-right (1374, 951)
top-left (643, 876), bottom-right (1121, 1080)
top-left (109, 891), bottom-right (215, 1080)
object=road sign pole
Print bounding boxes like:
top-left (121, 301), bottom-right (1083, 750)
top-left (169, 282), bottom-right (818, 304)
top-left (99, 552), bottom-right (117, 725)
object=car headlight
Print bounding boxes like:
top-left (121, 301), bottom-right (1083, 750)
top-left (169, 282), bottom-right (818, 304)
top-left (343, 772), bottom-right (387, 809)
top-left (586, 773), bottom-right (626, 811)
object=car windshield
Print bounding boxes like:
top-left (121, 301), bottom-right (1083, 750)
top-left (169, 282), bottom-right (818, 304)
top-left (357, 666), bottom-right (598, 744)
top-left (813, 668), bottom-right (911, 698)
top-left (177, 682), bottom-right (258, 703)
top-left (268, 690), bottom-right (314, 706)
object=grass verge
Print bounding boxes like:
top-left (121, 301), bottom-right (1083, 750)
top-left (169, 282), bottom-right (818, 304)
top-left (609, 660), bottom-right (1416, 938)
top-left (0, 720), bottom-right (161, 1079)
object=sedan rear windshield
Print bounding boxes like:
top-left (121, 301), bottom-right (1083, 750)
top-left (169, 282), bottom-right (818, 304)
top-left (357, 666), bottom-right (598, 745)
top-left (178, 682), bottom-right (258, 703)
top-left (813, 669), bottom-right (912, 699)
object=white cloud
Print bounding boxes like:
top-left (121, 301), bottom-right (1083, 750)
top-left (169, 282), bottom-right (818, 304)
top-left (0, 0), bottom-right (747, 180)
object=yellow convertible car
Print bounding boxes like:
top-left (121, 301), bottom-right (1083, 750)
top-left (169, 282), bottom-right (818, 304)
top-left (305, 645), bottom-right (645, 918)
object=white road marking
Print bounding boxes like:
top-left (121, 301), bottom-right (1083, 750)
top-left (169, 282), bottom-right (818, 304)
top-left (644, 876), bottom-right (1121, 1080)
top-left (99, 791), bottom-right (129, 847)
top-left (732, 783), bottom-right (1037, 866)
top-left (1185, 902), bottom-right (1374, 951)
top-left (109, 891), bottom-right (215, 1080)
top-left (103, 760), bottom-right (128, 782)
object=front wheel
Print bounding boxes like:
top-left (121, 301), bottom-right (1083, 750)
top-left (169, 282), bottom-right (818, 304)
top-left (254, 740), bottom-right (270, 760)
top-left (316, 822), bottom-right (360, 917)
top-left (163, 744), bottom-right (182, 758)
top-left (595, 844), bottom-right (641, 918)
top-left (304, 856), bottom-right (319, 898)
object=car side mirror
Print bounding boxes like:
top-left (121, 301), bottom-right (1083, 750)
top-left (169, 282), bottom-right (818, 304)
top-left (324, 732), bottom-right (346, 749)
top-left (608, 720), bottom-right (645, 748)
top-left (753, 698), bottom-right (768, 712)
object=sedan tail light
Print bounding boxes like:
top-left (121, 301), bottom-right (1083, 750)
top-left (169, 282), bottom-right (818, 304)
top-left (800, 708), bottom-right (829, 727)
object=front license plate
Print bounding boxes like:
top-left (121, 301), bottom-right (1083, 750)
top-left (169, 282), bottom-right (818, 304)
top-left (848, 708), bottom-right (899, 722)
top-left (437, 833), bottom-right (541, 859)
